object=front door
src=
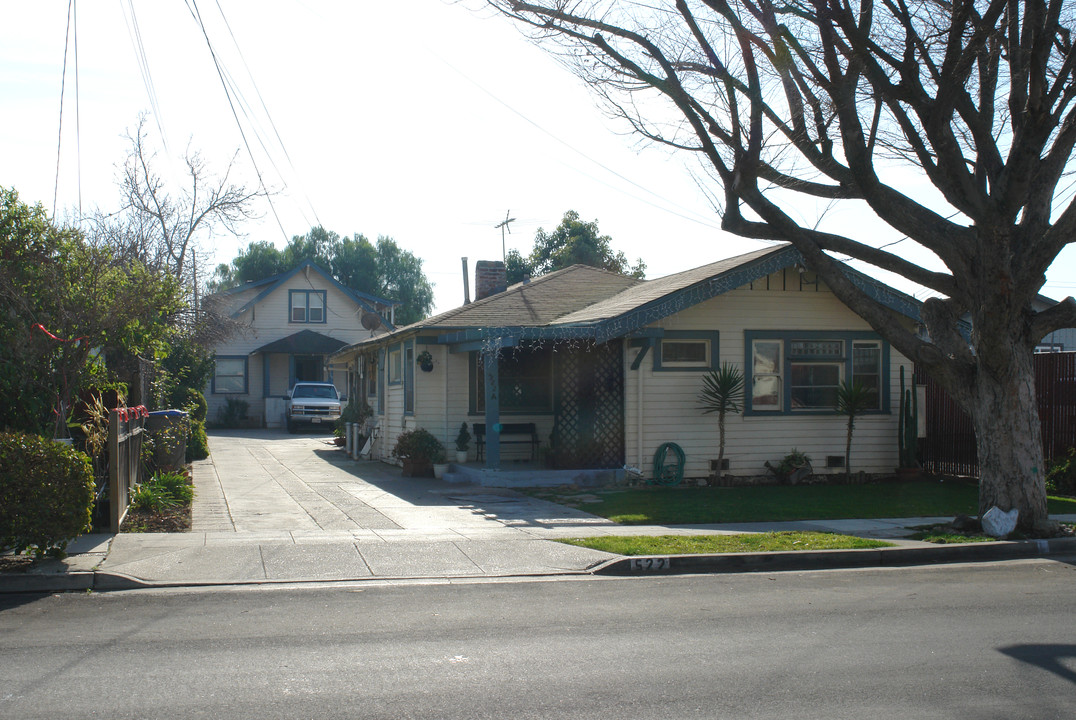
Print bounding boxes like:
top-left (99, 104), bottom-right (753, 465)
top-left (293, 355), bottom-right (323, 384)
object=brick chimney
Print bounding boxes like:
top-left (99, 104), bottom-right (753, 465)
top-left (475, 260), bottom-right (507, 300)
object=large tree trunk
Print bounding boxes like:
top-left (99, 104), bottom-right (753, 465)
top-left (968, 344), bottom-right (1049, 532)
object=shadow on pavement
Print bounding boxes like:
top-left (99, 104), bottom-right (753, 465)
top-left (998, 644), bottom-right (1076, 686)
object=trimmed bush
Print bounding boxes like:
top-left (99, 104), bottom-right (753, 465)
top-left (0, 432), bottom-right (95, 558)
top-left (187, 418), bottom-right (210, 461)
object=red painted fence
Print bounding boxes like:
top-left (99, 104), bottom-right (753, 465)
top-left (918, 352), bottom-right (1076, 476)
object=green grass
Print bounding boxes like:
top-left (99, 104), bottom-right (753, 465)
top-left (524, 481), bottom-right (1076, 525)
top-left (558, 532), bottom-right (894, 556)
top-left (910, 532), bottom-right (996, 544)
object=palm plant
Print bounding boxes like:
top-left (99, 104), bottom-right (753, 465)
top-left (697, 363), bottom-right (745, 479)
top-left (835, 380), bottom-right (877, 479)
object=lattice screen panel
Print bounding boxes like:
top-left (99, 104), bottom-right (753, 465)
top-left (551, 340), bottom-right (624, 469)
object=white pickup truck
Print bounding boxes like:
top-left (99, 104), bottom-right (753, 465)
top-left (285, 382), bottom-right (343, 433)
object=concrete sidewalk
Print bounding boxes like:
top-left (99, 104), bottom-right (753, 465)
top-left (3, 430), bottom-right (1075, 592)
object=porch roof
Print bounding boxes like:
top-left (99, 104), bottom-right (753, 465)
top-left (252, 329), bottom-right (349, 355)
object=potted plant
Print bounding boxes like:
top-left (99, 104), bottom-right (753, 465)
top-left (766, 449), bottom-right (813, 484)
top-left (454, 422), bottom-right (471, 463)
top-left (416, 350), bottom-right (434, 372)
top-left (391, 428), bottom-right (446, 477)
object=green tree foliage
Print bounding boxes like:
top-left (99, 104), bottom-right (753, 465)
top-left (210, 227), bottom-right (434, 326)
top-left (506, 210), bottom-right (646, 284)
top-left (0, 187), bottom-right (186, 434)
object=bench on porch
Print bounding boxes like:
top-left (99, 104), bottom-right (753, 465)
top-left (474, 423), bottom-right (541, 462)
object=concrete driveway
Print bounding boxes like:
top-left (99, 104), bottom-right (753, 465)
top-left (192, 428), bottom-right (613, 538)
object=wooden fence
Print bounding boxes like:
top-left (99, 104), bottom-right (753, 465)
top-left (108, 406), bottom-right (148, 532)
top-left (918, 353), bottom-right (1076, 476)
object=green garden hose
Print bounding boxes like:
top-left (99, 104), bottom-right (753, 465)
top-left (650, 442), bottom-right (685, 486)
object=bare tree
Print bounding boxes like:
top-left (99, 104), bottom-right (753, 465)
top-left (120, 114), bottom-right (262, 285)
top-left (489, 0), bottom-right (1076, 531)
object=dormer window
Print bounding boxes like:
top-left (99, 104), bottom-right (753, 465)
top-left (290, 290), bottom-right (326, 323)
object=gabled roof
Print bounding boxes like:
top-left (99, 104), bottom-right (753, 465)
top-left (216, 260), bottom-right (398, 329)
top-left (331, 244), bottom-right (925, 357)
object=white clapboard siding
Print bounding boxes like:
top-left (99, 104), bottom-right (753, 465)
top-left (624, 272), bottom-right (913, 477)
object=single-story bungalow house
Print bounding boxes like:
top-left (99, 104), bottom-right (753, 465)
top-left (205, 260), bottom-right (397, 427)
top-left (329, 245), bottom-right (923, 484)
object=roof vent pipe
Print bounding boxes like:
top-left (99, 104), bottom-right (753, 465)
top-left (462, 257), bottom-right (470, 304)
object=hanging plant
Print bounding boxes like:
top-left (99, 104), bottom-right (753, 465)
top-left (416, 350), bottom-right (434, 372)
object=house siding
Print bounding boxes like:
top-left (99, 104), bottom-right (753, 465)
top-left (624, 269), bottom-right (912, 479)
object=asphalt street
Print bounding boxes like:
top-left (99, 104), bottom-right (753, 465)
top-left (2, 559), bottom-right (1075, 719)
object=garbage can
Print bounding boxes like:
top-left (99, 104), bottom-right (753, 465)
top-left (146, 409), bottom-right (189, 470)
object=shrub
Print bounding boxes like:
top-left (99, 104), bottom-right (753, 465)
top-left (187, 418), bottom-right (210, 461)
top-left (182, 388), bottom-right (208, 423)
top-left (150, 470), bottom-right (194, 504)
top-left (130, 482), bottom-right (177, 513)
top-left (335, 399), bottom-right (373, 435)
top-left (392, 428), bottom-right (446, 464)
top-left (131, 470), bottom-right (194, 512)
top-left (0, 432), bottom-right (95, 558)
top-left (216, 397), bottom-right (248, 428)
top-left (1046, 448), bottom-right (1076, 496)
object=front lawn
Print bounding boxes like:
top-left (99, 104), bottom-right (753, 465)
top-left (558, 532), bottom-right (894, 556)
top-left (525, 480), bottom-right (1076, 525)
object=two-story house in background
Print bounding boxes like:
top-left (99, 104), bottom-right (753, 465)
top-left (205, 260), bottom-right (397, 427)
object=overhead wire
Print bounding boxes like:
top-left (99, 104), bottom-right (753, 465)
top-left (428, 48), bottom-right (725, 234)
top-left (183, 0), bottom-right (289, 241)
top-left (211, 0), bottom-right (321, 229)
top-left (52, 0), bottom-right (74, 218)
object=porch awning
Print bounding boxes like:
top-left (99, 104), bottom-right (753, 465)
top-left (252, 330), bottom-right (348, 355)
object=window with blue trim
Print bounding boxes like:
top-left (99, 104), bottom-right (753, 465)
top-left (746, 331), bottom-right (885, 413)
top-left (377, 348), bottom-right (385, 415)
top-left (653, 331), bottom-right (719, 371)
top-left (212, 356), bottom-right (248, 394)
top-left (404, 343), bottom-right (414, 414)
top-left (289, 289), bottom-right (326, 323)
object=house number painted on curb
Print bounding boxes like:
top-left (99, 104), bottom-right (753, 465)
top-left (630, 557), bottom-right (671, 571)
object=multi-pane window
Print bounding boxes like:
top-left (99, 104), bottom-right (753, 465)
top-left (289, 290), bottom-right (326, 323)
top-left (747, 333), bottom-right (884, 413)
top-left (213, 357), bottom-right (247, 394)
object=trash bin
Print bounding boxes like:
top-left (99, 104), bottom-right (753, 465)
top-left (146, 409), bottom-right (189, 470)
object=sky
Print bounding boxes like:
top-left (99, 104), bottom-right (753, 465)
top-left (3, 0), bottom-right (1074, 317)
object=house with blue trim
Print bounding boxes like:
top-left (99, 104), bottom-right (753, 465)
top-left (330, 245), bottom-right (923, 484)
top-left (205, 260), bottom-right (397, 427)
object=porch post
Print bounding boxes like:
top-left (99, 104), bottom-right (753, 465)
top-left (483, 347), bottom-right (501, 469)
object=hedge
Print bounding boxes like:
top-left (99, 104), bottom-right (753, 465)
top-left (0, 432), bottom-right (95, 558)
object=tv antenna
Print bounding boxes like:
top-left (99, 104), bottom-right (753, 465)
top-left (494, 210), bottom-right (515, 263)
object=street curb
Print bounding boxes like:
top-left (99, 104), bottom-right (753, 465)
top-left (590, 536), bottom-right (1076, 576)
top-left (4, 537), bottom-right (1074, 593)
